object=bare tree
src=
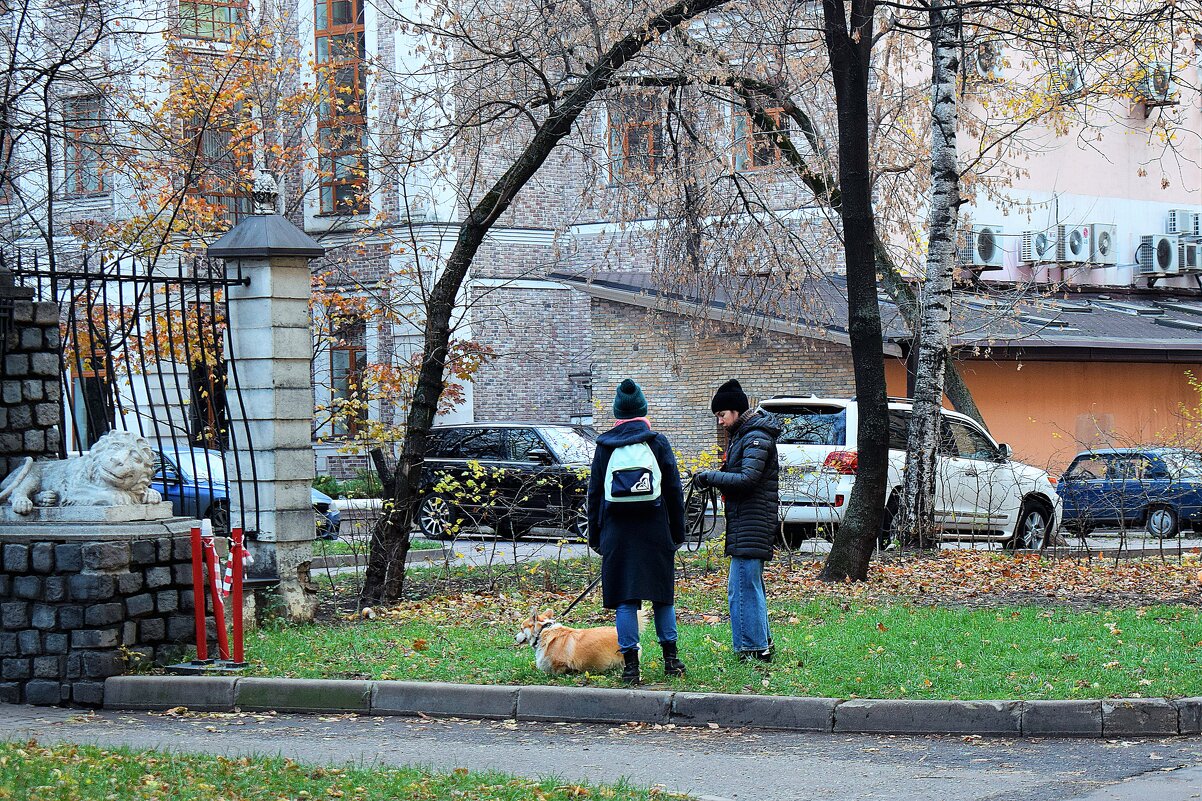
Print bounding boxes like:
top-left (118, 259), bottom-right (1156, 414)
top-left (361, 0), bottom-right (735, 603)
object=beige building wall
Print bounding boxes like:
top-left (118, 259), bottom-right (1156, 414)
top-left (886, 359), bottom-right (1202, 472)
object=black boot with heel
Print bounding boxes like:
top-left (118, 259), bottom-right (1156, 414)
top-left (661, 641), bottom-right (686, 677)
top-left (621, 649), bottom-right (640, 684)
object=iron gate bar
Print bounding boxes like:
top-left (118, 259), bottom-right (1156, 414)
top-left (7, 249), bottom-right (262, 538)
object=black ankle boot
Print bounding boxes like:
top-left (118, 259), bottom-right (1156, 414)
top-left (662, 641), bottom-right (686, 677)
top-left (621, 649), bottom-right (640, 684)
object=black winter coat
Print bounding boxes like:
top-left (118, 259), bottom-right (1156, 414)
top-left (587, 420), bottom-right (686, 609)
top-left (703, 409), bottom-right (781, 561)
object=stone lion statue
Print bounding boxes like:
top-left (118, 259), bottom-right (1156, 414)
top-left (0, 430), bottom-right (163, 515)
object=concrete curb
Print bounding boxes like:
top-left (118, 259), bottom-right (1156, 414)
top-left (102, 676), bottom-right (1199, 738)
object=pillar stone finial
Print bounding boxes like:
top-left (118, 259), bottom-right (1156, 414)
top-left (251, 171), bottom-right (279, 215)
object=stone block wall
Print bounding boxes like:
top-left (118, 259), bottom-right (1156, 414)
top-left (589, 298), bottom-right (857, 456)
top-left (0, 520), bottom-right (196, 706)
top-left (0, 270), bottom-right (63, 475)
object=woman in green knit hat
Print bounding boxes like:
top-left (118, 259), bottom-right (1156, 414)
top-left (586, 379), bottom-right (687, 684)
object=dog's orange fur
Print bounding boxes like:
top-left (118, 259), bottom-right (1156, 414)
top-left (515, 612), bottom-right (628, 675)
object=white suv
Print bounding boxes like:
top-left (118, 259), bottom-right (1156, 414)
top-left (760, 396), bottom-right (1062, 549)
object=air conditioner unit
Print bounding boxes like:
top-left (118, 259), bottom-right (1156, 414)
top-left (1020, 228), bottom-right (1059, 263)
top-left (960, 224), bottom-right (1006, 270)
top-left (1137, 233), bottom-right (1179, 275)
top-left (1166, 209), bottom-right (1197, 237)
top-left (1133, 61), bottom-right (1175, 104)
top-left (1089, 223), bottom-right (1118, 266)
top-left (1050, 62), bottom-right (1084, 97)
top-left (1181, 242), bottom-right (1201, 273)
top-left (1061, 225), bottom-right (1090, 263)
top-left (972, 40), bottom-right (1005, 82)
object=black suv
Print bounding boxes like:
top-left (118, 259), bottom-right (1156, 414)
top-left (416, 423), bottom-right (597, 540)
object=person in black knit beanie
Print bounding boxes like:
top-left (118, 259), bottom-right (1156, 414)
top-left (694, 379), bottom-right (780, 662)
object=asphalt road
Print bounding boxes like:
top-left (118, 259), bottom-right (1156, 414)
top-left (407, 529), bottom-right (1202, 569)
top-left (5, 704), bottom-right (1202, 800)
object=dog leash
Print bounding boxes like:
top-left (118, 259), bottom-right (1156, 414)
top-left (553, 479), bottom-right (712, 622)
top-left (557, 575), bottom-right (602, 623)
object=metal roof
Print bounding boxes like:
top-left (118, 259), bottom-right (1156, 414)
top-left (207, 215), bottom-right (325, 259)
top-left (550, 270), bottom-right (1202, 361)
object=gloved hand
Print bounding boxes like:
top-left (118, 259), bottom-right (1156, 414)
top-left (692, 471), bottom-right (713, 489)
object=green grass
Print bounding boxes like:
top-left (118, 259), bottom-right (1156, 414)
top-left (0, 741), bottom-right (671, 800)
top-left (247, 599), bottom-right (1202, 700)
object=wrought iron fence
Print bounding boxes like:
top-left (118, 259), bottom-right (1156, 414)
top-left (5, 249), bottom-right (260, 535)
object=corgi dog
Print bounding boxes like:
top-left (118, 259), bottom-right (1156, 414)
top-left (515, 609), bottom-right (642, 675)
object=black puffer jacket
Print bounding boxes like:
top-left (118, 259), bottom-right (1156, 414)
top-left (701, 409), bottom-right (781, 561)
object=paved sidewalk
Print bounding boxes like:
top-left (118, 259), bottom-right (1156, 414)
top-left (4, 704), bottom-right (1202, 801)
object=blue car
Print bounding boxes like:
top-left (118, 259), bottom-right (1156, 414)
top-left (152, 446), bottom-right (341, 539)
top-left (1058, 448), bottom-right (1202, 538)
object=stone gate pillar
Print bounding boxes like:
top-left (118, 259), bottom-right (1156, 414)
top-left (0, 269), bottom-right (62, 474)
top-left (207, 176), bottom-right (324, 622)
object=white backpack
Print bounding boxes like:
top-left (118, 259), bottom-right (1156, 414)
top-left (604, 441), bottom-right (662, 503)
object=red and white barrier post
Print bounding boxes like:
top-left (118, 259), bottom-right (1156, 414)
top-left (189, 524), bottom-right (208, 663)
top-left (200, 520), bottom-right (231, 661)
top-left (230, 526), bottom-right (245, 665)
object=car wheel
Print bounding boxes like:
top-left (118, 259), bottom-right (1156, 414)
top-left (878, 494), bottom-right (900, 551)
top-left (1010, 499), bottom-right (1052, 550)
top-left (568, 503), bottom-right (589, 541)
top-left (207, 501), bottom-right (230, 535)
top-left (1145, 506), bottom-right (1179, 539)
top-left (417, 494), bottom-right (458, 540)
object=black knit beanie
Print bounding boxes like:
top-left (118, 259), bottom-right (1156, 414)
top-left (613, 378), bottom-right (648, 418)
top-left (710, 379), bottom-right (749, 414)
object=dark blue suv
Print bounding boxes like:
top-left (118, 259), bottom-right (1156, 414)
top-left (1058, 448), bottom-right (1202, 538)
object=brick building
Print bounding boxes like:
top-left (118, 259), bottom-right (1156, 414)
top-left (4, 2), bottom-right (1202, 481)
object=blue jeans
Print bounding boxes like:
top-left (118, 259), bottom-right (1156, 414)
top-left (615, 601), bottom-right (678, 653)
top-left (728, 557), bottom-right (770, 652)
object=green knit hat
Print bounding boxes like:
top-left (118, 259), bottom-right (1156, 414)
top-left (613, 378), bottom-right (648, 418)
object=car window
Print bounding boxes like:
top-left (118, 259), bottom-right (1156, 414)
top-left (154, 454), bottom-right (178, 479)
top-left (455, 428), bottom-right (506, 460)
top-left (887, 410), bottom-right (911, 451)
top-left (1066, 456), bottom-right (1106, 480)
top-left (1109, 456), bottom-right (1148, 481)
top-left (773, 406), bottom-right (847, 446)
top-left (1164, 452), bottom-right (1202, 479)
top-left (943, 419), bottom-right (999, 461)
top-left (539, 427), bottom-right (596, 465)
top-left (426, 429), bottom-right (464, 458)
top-left (507, 428), bottom-right (545, 461)
top-left (427, 428), bottom-right (505, 460)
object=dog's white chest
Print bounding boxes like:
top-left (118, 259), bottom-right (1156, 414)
top-left (533, 645), bottom-right (555, 673)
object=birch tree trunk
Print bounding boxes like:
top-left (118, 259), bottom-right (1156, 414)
top-left (898, 0), bottom-right (962, 548)
top-left (875, 241), bottom-right (984, 429)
